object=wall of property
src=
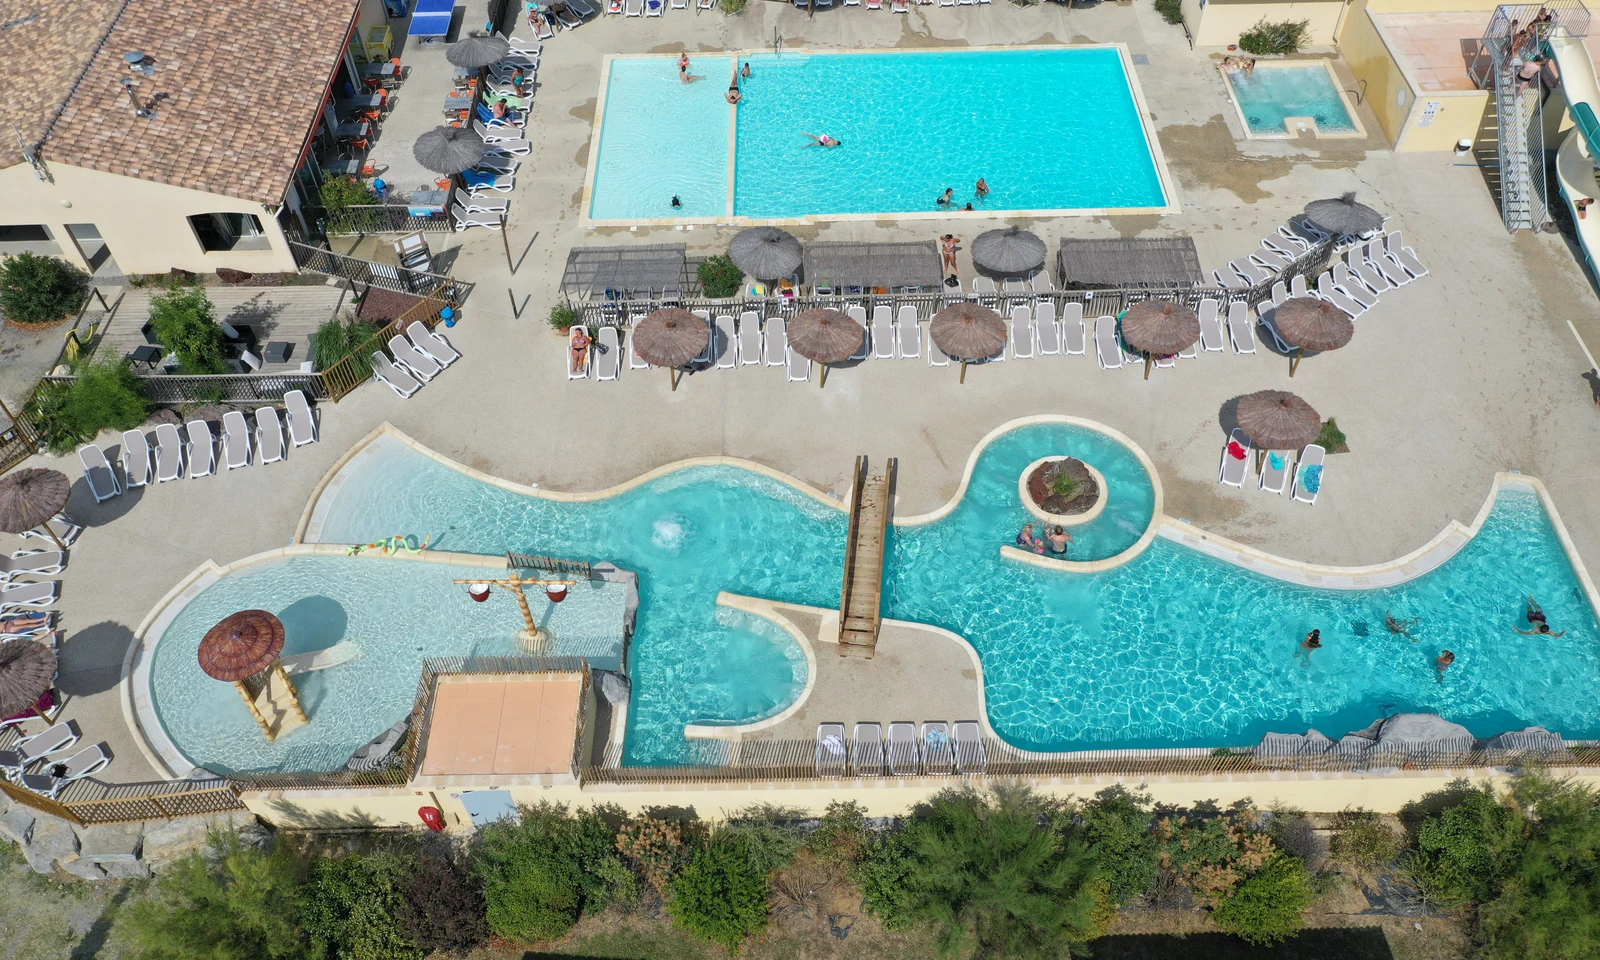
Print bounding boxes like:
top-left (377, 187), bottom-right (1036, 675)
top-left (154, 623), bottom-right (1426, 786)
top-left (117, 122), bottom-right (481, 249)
top-left (0, 162), bottom-right (296, 276)
top-left (1192, 0), bottom-right (1348, 48)
top-left (1340, 6), bottom-right (1418, 142)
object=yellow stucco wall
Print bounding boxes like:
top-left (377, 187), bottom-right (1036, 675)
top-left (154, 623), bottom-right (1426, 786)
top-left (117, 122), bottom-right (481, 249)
top-left (1194, 0), bottom-right (1347, 48)
top-left (1340, 7), bottom-right (1415, 142)
top-left (0, 162), bottom-right (296, 275)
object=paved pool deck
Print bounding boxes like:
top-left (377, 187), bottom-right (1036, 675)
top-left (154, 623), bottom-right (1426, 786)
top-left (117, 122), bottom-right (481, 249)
top-left (18, 2), bottom-right (1600, 786)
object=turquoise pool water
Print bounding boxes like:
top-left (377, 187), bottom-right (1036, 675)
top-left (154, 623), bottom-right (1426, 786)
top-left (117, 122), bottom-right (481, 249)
top-left (1228, 64), bottom-right (1358, 136)
top-left (589, 49), bottom-right (1168, 220)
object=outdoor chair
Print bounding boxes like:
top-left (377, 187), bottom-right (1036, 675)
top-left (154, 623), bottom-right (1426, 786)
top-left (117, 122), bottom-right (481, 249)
top-left (871, 306), bottom-right (895, 359)
top-left (1260, 450), bottom-right (1292, 495)
top-left (1292, 444), bottom-right (1327, 505)
top-left (1315, 273), bottom-right (1365, 318)
top-left (1270, 280), bottom-right (1289, 306)
top-left (737, 312), bottom-right (762, 366)
top-left (1291, 274), bottom-right (1310, 298)
top-left (1061, 302), bottom-right (1086, 356)
top-left (406, 322), bottom-right (459, 368)
top-left (451, 203), bottom-right (504, 232)
top-left (20, 743), bottom-right (111, 798)
top-left (700, 0), bottom-right (716, 9)
top-left (1386, 232), bottom-right (1428, 278)
top-left (1345, 247), bottom-right (1390, 293)
top-left (1032, 270), bottom-right (1055, 294)
top-left (568, 326), bottom-right (592, 380)
top-left (255, 408), bottom-right (286, 465)
top-left (153, 423), bottom-right (185, 483)
top-left (371, 352), bottom-right (421, 398)
top-left (1213, 268), bottom-right (1249, 290)
top-left (0, 720), bottom-right (80, 779)
top-left (185, 420), bottom-right (216, 477)
top-left (785, 345), bottom-right (810, 383)
top-left (1034, 300), bottom-right (1060, 355)
top-left (388, 335), bottom-right (440, 381)
top-left (0, 580), bottom-right (57, 616)
top-left (927, 341), bottom-right (951, 367)
top-left (887, 722), bottom-right (920, 775)
top-left (629, 318), bottom-right (651, 370)
top-left (120, 430), bottom-right (152, 488)
top-left (852, 723), bottom-right (884, 776)
top-left (764, 316), bottom-right (787, 367)
top-left (22, 516), bottom-right (80, 548)
top-left (1230, 258), bottom-right (1270, 285)
top-left (221, 411), bottom-right (252, 470)
top-left (1196, 299), bottom-right (1224, 352)
top-left (625, 0), bottom-right (643, 15)
top-left (596, 326), bottom-right (622, 381)
top-left (895, 305), bottom-right (920, 359)
top-left (78, 444), bottom-right (121, 503)
top-left (1250, 246), bottom-right (1291, 272)
top-left (921, 722), bottom-right (954, 774)
top-left (1226, 302), bottom-right (1256, 354)
top-left (460, 195), bottom-right (510, 215)
top-left (1333, 264), bottom-right (1378, 309)
top-left (1093, 316), bottom-right (1123, 370)
top-left (1010, 306), bottom-right (1034, 359)
top-left (715, 316), bottom-right (737, 369)
top-left (952, 721), bottom-right (986, 774)
top-left (1256, 304), bottom-right (1294, 353)
top-left (1219, 429), bottom-right (1251, 488)
top-left (0, 551), bottom-right (64, 582)
top-left (645, 0), bottom-right (662, 15)
top-left (691, 310), bottom-right (713, 365)
top-left (846, 306), bottom-right (870, 361)
top-left (816, 723), bottom-right (847, 777)
top-left (1366, 239), bottom-right (1410, 286)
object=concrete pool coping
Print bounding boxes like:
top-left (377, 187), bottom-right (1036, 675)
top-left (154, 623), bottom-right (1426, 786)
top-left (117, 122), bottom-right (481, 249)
top-left (1219, 60), bottom-right (1368, 141)
top-left (580, 44), bottom-right (1181, 226)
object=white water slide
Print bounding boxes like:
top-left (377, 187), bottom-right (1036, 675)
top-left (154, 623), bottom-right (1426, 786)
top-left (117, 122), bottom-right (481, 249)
top-left (1551, 27), bottom-right (1600, 277)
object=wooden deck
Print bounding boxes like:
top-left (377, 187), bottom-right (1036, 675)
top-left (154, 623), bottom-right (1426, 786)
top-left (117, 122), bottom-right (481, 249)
top-left (838, 456), bottom-right (895, 659)
top-left (90, 286), bottom-right (349, 375)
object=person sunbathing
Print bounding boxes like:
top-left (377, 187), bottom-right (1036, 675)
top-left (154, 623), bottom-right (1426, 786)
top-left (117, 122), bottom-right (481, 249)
top-left (1, 614), bottom-right (51, 634)
top-left (570, 327), bottom-right (591, 374)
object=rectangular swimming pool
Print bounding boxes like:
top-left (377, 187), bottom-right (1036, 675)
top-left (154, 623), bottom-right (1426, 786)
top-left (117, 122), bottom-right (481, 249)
top-left (1222, 61), bottom-right (1365, 139)
top-left (586, 47), bottom-right (1173, 222)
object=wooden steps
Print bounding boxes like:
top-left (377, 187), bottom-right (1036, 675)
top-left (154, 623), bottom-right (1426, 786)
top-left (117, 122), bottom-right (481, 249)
top-left (838, 456), bottom-right (895, 659)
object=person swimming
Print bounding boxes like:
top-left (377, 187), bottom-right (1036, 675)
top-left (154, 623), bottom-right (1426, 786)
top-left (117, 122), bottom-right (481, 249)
top-left (1015, 523), bottom-right (1036, 548)
top-left (1515, 595), bottom-right (1566, 636)
top-left (726, 70), bottom-right (742, 105)
top-left (804, 132), bottom-right (842, 148)
top-left (1435, 649), bottom-right (1456, 681)
top-left (937, 188), bottom-right (954, 207)
top-left (670, 195), bottom-right (682, 208)
top-left (742, 62), bottom-right (751, 78)
top-left (963, 202), bottom-right (973, 211)
top-left (1298, 629), bottom-right (1322, 662)
top-left (1046, 525), bottom-right (1071, 554)
top-left (975, 177), bottom-right (990, 198)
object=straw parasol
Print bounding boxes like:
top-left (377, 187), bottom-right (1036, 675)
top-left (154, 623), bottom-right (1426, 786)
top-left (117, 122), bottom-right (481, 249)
top-left (788, 308), bottom-right (864, 387)
top-left (446, 32), bottom-right (511, 68)
top-left (728, 227), bottom-right (802, 281)
top-left (970, 227), bottom-right (1047, 275)
top-left (1273, 297), bottom-right (1354, 376)
top-left (0, 639), bottom-right (56, 720)
top-left (198, 610), bottom-right (285, 683)
top-left (1303, 192), bottom-right (1384, 237)
top-left (1121, 300), bottom-right (1200, 380)
top-left (931, 302), bottom-right (1007, 383)
top-left (413, 125), bottom-right (489, 176)
top-left (633, 308), bottom-right (710, 391)
top-left (1236, 391), bottom-right (1322, 473)
top-left (0, 468), bottom-right (70, 550)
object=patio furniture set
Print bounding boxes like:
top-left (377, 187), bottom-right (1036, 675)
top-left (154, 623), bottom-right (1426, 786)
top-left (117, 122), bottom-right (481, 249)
top-left (369, 321), bottom-right (463, 398)
top-left (814, 720), bottom-right (986, 777)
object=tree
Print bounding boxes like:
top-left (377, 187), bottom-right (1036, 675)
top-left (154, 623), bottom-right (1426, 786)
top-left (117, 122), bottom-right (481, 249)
top-left (1405, 782), bottom-right (1520, 909)
top-left (398, 854), bottom-right (489, 956)
top-left (0, 252), bottom-right (88, 326)
top-left (299, 852), bottom-right (421, 960)
top-left (149, 283), bottom-right (227, 374)
top-left (119, 834), bottom-right (305, 960)
top-left (471, 803), bottom-right (631, 944)
top-left (667, 834), bottom-right (770, 951)
top-left (697, 255), bottom-right (743, 298)
top-left (1077, 786), bottom-right (1160, 910)
top-left (1210, 853), bottom-right (1316, 946)
top-left (29, 358), bottom-right (150, 454)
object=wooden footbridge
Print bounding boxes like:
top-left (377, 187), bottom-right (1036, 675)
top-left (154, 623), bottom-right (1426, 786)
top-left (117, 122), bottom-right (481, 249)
top-left (838, 456), bottom-right (896, 658)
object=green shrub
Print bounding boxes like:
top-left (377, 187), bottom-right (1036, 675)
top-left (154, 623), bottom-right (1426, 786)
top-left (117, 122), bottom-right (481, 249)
top-left (319, 176), bottom-right (378, 212)
top-left (667, 835), bottom-right (770, 951)
top-left (30, 359), bottom-right (150, 455)
top-left (1405, 783), bottom-right (1517, 909)
top-left (0, 252), bottom-right (89, 326)
top-left (398, 854), bottom-right (489, 956)
top-left (858, 829), bottom-right (916, 930)
top-left (617, 816), bottom-right (688, 894)
top-left (1154, 0), bottom-right (1184, 25)
top-left (548, 301), bottom-right (580, 332)
top-left (807, 800), bottom-right (871, 869)
top-left (119, 834), bottom-right (306, 960)
top-left (472, 803), bottom-right (629, 944)
top-left (485, 854), bottom-right (581, 944)
top-left (1210, 854), bottom-right (1316, 946)
top-left (1316, 418), bottom-right (1347, 452)
top-left (723, 805), bottom-right (803, 876)
top-left (310, 318), bottom-right (381, 375)
top-left (1328, 808), bottom-right (1402, 873)
top-left (300, 852), bottom-right (421, 960)
top-left (1049, 470), bottom-right (1081, 500)
top-left (149, 284), bottom-right (227, 374)
top-left (697, 255), bottom-right (743, 299)
top-left (1078, 786), bottom-right (1160, 910)
top-left (1238, 18), bottom-right (1311, 55)
top-left (719, 0), bottom-right (746, 13)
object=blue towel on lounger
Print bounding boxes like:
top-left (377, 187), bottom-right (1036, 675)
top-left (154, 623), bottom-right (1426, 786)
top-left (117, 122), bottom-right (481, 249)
top-left (1268, 452), bottom-right (1285, 471)
top-left (1300, 464), bottom-right (1322, 494)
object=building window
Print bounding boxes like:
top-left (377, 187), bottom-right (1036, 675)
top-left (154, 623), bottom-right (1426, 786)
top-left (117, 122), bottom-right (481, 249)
top-left (188, 213), bottom-right (268, 252)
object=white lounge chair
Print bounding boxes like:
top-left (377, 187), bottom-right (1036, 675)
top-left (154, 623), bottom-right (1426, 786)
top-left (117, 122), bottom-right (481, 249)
top-left (466, 172), bottom-right (515, 196)
top-left (1010, 306), bottom-right (1034, 359)
top-left (1032, 271), bottom-right (1055, 294)
top-left (1262, 236), bottom-right (1302, 260)
top-left (690, 310), bottom-right (713, 365)
top-left (624, 0), bottom-right (642, 13)
top-left (450, 203), bottom-right (505, 232)
top-left (871, 306), bottom-right (895, 359)
top-left (764, 316), bottom-right (787, 367)
top-left (952, 721), bottom-right (986, 774)
top-left (20, 743), bottom-right (111, 799)
top-left (254, 408), bottom-right (286, 465)
top-left (1219, 428), bottom-right (1251, 487)
top-left (1332, 264), bottom-right (1379, 309)
top-left (185, 420), bottom-right (216, 477)
top-left (1250, 246), bottom-right (1291, 272)
top-left (1226, 302), bottom-right (1256, 354)
top-left (153, 423), bottom-right (184, 482)
top-left (921, 721), bottom-right (954, 774)
top-left (786, 345), bottom-right (810, 383)
top-left (737, 312), bottom-right (761, 365)
top-left (0, 580), bottom-right (57, 616)
top-left (1292, 443), bottom-right (1326, 505)
top-left (846, 306), bottom-right (870, 361)
top-left (715, 315), bottom-right (737, 370)
top-left (460, 195), bottom-right (510, 216)
top-left (78, 445), bottom-right (120, 503)
top-left (816, 723), bottom-right (847, 777)
top-left (283, 390), bottom-right (317, 447)
top-left (646, 0), bottom-right (662, 15)
top-left (887, 721), bottom-right (919, 775)
top-left (1256, 304), bottom-right (1293, 353)
top-left (1386, 231), bottom-right (1428, 278)
top-left (0, 550), bottom-right (64, 581)
top-left (1231, 258), bottom-right (1270, 285)
top-left (1198, 299), bottom-right (1225, 352)
top-left (1366, 240), bottom-right (1410, 286)
top-left (406, 322), bottom-right (459, 367)
top-left (1260, 449), bottom-right (1291, 495)
top-left (596, 325), bottom-right (621, 381)
top-left (22, 517), bottom-right (80, 548)
top-left (1270, 280), bottom-right (1289, 306)
top-left (628, 318), bottom-right (650, 370)
top-left (120, 430), bottom-right (152, 488)
top-left (852, 722), bottom-right (884, 776)
top-left (972, 277), bottom-right (998, 305)
top-left (927, 341), bottom-right (951, 367)
top-left (1062, 302), bottom-right (1086, 355)
top-left (371, 352), bottom-right (420, 398)
top-left (221, 411), bottom-right (252, 470)
top-left (1315, 273), bottom-right (1365, 318)
top-left (567, 326), bottom-right (591, 379)
top-left (1035, 300), bottom-right (1061, 355)
top-left (895, 305), bottom-right (920, 359)
top-left (389, 335), bottom-right (441, 381)
top-left (1290, 274), bottom-right (1310, 298)
top-left (700, 0), bottom-right (716, 9)
top-left (500, 34), bottom-right (542, 56)
top-left (481, 138), bottom-right (531, 156)
top-left (1345, 247), bottom-right (1390, 294)
top-left (1213, 268), bottom-right (1249, 290)
top-left (1093, 315), bottom-right (1123, 370)
top-left (671, 0), bottom-right (688, 10)
top-left (0, 720), bottom-right (79, 778)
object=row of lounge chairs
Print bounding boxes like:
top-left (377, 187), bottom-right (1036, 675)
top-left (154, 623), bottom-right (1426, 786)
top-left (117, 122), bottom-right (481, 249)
top-left (1220, 430), bottom-right (1327, 505)
top-left (0, 719), bottom-right (110, 799)
top-left (616, 0), bottom-right (709, 15)
top-left (815, 720), bottom-right (986, 777)
top-left (371, 322), bottom-right (461, 398)
top-left (453, 47), bottom-right (538, 229)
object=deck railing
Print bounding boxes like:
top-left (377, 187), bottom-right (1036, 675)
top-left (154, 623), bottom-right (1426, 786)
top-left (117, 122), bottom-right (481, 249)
top-left (289, 241), bottom-right (473, 305)
top-left (40, 372), bottom-right (331, 405)
top-left (0, 776), bottom-right (244, 826)
top-left (313, 204), bottom-right (454, 236)
top-left (318, 293), bottom-right (452, 401)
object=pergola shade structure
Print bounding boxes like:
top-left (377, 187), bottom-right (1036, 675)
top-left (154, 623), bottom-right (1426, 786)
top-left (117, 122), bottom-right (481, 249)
top-left (561, 245), bottom-right (689, 299)
top-left (1057, 237), bottom-right (1204, 290)
top-left (802, 241), bottom-right (943, 293)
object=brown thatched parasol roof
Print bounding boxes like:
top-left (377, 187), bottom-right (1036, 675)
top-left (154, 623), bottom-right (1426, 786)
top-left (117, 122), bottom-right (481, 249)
top-left (1236, 391), bottom-right (1322, 450)
top-left (930, 302), bottom-right (1007, 360)
top-left (633, 309), bottom-right (709, 368)
top-left (1274, 297), bottom-right (1354, 353)
top-left (1121, 300), bottom-right (1200, 356)
top-left (199, 610), bottom-right (286, 682)
top-left (0, 469), bottom-right (70, 538)
top-left (788, 308), bottom-right (864, 364)
top-left (0, 639), bottom-right (56, 719)
top-left (1303, 192), bottom-right (1384, 237)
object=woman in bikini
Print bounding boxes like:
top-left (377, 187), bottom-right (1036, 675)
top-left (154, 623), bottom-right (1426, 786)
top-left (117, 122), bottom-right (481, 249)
top-left (940, 235), bottom-right (960, 273)
top-left (569, 327), bottom-right (591, 375)
top-left (726, 68), bottom-right (742, 105)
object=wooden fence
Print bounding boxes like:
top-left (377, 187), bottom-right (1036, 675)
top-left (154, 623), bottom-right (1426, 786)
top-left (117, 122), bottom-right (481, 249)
top-left (320, 293), bottom-right (452, 400)
top-left (0, 776), bottom-right (244, 827)
top-left (40, 371), bottom-right (330, 405)
top-left (290, 241), bottom-right (472, 304)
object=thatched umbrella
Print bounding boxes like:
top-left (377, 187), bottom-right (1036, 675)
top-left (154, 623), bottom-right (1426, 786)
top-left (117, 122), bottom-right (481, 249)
top-left (0, 639), bottom-right (55, 720)
top-left (633, 308), bottom-right (710, 391)
top-left (1273, 297), bottom-right (1354, 376)
top-left (446, 32), bottom-right (510, 68)
top-left (413, 125), bottom-right (489, 176)
top-left (1303, 192), bottom-right (1384, 238)
top-left (728, 227), bottom-right (802, 281)
top-left (199, 610), bottom-right (305, 742)
top-left (1237, 390), bottom-right (1321, 471)
top-left (0, 468), bottom-right (70, 550)
top-left (970, 227), bottom-right (1046, 275)
top-left (931, 302), bottom-right (1007, 384)
top-left (1121, 300), bottom-right (1199, 380)
top-left (788, 308), bottom-right (864, 388)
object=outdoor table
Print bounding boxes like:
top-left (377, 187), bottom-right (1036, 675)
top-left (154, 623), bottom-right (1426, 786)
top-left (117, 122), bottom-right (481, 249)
top-left (360, 62), bottom-right (397, 77)
top-left (341, 93), bottom-right (384, 110)
top-left (443, 93), bottom-right (474, 116)
top-left (334, 121), bottom-right (370, 139)
top-left (409, 0), bottom-right (455, 37)
top-left (453, 65), bottom-right (476, 88)
top-left (323, 158), bottom-right (366, 175)
top-left (264, 342), bottom-right (293, 365)
top-left (129, 345), bottom-right (163, 372)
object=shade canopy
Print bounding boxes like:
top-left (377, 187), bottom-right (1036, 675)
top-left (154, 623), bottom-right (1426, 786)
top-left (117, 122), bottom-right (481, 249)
top-left (0, 639), bottom-right (56, 720)
top-left (1236, 391), bottom-right (1322, 450)
top-left (971, 227), bottom-right (1046, 275)
top-left (728, 227), bottom-right (802, 281)
top-left (0, 469), bottom-right (69, 538)
top-left (1057, 236), bottom-right (1204, 289)
top-left (1303, 192), bottom-right (1383, 236)
top-left (561, 244), bottom-right (687, 298)
top-left (788, 308), bottom-right (864, 364)
top-left (1274, 297), bottom-right (1354, 353)
top-left (1121, 300), bottom-right (1200, 356)
top-left (802, 241), bottom-right (943, 291)
top-left (446, 32), bottom-right (510, 68)
top-left (930, 302), bottom-right (1007, 360)
top-left (413, 125), bottom-right (489, 175)
top-left (199, 610), bottom-right (286, 682)
top-left (633, 309), bottom-right (709, 368)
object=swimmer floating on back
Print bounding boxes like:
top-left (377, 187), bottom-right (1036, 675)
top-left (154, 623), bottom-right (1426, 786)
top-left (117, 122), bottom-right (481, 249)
top-left (726, 66), bottom-right (742, 105)
top-left (804, 132), bottom-right (842, 148)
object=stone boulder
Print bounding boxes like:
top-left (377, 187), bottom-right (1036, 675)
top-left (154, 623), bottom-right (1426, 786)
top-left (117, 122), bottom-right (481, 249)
top-left (0, 806), bottom-right (36, 846)
top-left (22, 816), bottom-right (78, 874)
top-left (1485, 726), bottom-right (1565, 753)
top-left (77, 822), bottom-right (143, 864)
top-left (1254, 729), bottom-right (1332, 760)
top-left (1372, 713), bottom-right (1474, 752)
top-left (142, 811), bottom-right (261, 874)
top-left (596, 669), bottom-right (631, 705)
